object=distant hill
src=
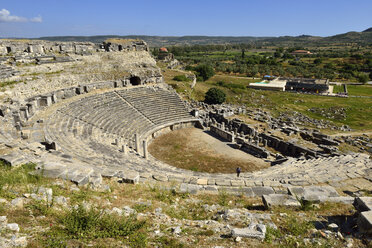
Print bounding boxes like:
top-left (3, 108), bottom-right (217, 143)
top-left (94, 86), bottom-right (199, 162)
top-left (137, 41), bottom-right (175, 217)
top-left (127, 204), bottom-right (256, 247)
top-left (31, 28), bottom-right (372, 47)
top-left (35, 35), bottom-right (270, 46)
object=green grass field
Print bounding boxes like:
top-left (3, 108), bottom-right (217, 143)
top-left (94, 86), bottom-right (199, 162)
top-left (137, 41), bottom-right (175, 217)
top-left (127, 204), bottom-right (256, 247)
top-left (333, 84), bottom-right (372, 96)
top-left (163, 69), bottom-right (372, 131)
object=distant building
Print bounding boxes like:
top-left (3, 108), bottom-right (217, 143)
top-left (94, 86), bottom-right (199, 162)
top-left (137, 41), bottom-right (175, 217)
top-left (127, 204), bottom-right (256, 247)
top-left (249, 79), bottom-right (286, 91)
top-left (159, 47), bottom-right (168, 53)
top-left (157, 47), bottom-right (174, 61)
top-left (249, 77), bottom-right (331, 94)
top-left (291, 50), bottom-right (312, 55)
top-left (284, 77), bottom-right (330, 93)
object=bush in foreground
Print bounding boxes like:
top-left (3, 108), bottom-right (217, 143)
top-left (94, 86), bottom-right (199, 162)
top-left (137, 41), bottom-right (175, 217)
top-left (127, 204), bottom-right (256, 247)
top-left (44, 204), bottom-right (147, 247)
top-left (204, 87), bottom-right (226, 104)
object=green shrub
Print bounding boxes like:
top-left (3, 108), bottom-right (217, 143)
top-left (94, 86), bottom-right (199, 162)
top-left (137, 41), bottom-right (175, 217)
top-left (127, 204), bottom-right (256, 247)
top-left (196, 229), bottom-right (214, 236)
top-left (169, 83), bottom-right (179, 90)
top-left (128, 231), bottom-right (148, 248)
top-left (298, 197), bottom-right (315, 211)
top-left (165, 203), bottom-right (211, 221)
top-left (264, 226), bottom-right (282, 243)
top-left (155, 236), bottom-right (185, 248)
top-left (218, 190), bottom-right (228, 206)
top-left (62, 204), bottom-right (146, 239)
top-left (204, 87), bottom-right (226, 104)
top-left (26, 199), bottom-right (54, 216)
top-left (185, 65), bottom-right (195, 71)
top-left (284, 216), bottom-right (314, 236)
top-left (151, 186), bottom-right (188, 204)
top-left (132, 203), bottom-right (150, 213)
top-left (43, 229), bottom-right (68, 248)
top-left (173, 75), bottom-right (191, 82)
top-left (195, 64), bottom-right (215, 81)
top-left (0, 162), bottom-right (44, 198)
top-left (358, 73), bottom-right (369, 83)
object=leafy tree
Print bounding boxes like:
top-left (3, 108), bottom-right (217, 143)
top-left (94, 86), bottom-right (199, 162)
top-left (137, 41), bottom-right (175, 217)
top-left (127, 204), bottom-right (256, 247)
top-left (314, 58), bottom-right (322, 65)
top-left (204, 87), bottom-right (226, 104)
top-left (151, 48), bottom-right (159, 57)
top-left (195, 64), bottom-right (215, 81)
top-left (358, 73), bottom-right (369, 83)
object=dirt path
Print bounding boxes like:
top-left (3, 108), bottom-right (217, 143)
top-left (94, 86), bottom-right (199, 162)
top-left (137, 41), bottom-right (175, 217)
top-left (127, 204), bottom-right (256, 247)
top-left (188, 128), bottom-right (266, 164)
top-left (329, 131), bottom-right (372, 137)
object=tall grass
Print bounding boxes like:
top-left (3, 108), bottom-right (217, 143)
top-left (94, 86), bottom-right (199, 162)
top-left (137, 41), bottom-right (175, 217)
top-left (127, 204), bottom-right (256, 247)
top-left (0, 161), bottom-right (45, 198)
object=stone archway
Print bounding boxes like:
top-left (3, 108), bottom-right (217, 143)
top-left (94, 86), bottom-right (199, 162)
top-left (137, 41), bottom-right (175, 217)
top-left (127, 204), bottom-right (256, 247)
top-left (130, 76), bottom-right (141, 86)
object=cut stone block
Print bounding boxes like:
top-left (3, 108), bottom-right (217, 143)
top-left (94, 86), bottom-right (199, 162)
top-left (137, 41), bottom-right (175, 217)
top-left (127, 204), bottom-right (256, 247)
top-left (252, 186), bottom-right (275, 196)
top-left (89, 173), bottom-right (103, 186)
top-left (179, 183), bottom-right (201, 194)
top-left (288, 185), bottom-right (339, 202)
top-left (0, 154), bottom-right (28, 167)
top-left (39, 162), bottom-right (67, 178)
top-left (207, 179), bottom-right (216, 185)
top-left (215, 179), bottom-right (231, 186)
top-left (289, 180), bottom-right (310, 186)
top-left (71, 174), bottom-right (90, 186)
top-left (152, 174), bottom-right (168, 182)
top-left (231, 223), bottom-right (266, 240)
top-left (196, 178), bottom-right (208, 185)
top-left (168, 176), bottom-right (184, 182)
top-left (231, 180), bottom-right (245, 187)
top-left (262, 194), bottom-right (301, 209)
top-left (122, 171), bottom-right (140, 184)
top-left (204, 185), bottom-right (218, 193)
top-left (326, 196), bottom-right (355, 205)
top-left (354, 197), bottom-right (372, 212)
top-left (357, 211), bottom-right (372, 235)
top-left (244, 180), bottom-right (256, 187)
top-left (101, 169), bottom-right (117, 178)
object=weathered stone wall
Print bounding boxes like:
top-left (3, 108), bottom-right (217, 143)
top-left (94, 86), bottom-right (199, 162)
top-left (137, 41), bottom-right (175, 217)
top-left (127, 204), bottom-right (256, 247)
top-left (210, 125), bottom-right (235, 142)
top-left (193, 106), bottom-right (343, 161)
top-left (102, 40), bottom-right (148, 52)
top-left (0, 40), bottom-right (97, 56)
top-left (0, 39), bottom-right (148, 56)
top-left (240, 142), bottom-right (269, 158)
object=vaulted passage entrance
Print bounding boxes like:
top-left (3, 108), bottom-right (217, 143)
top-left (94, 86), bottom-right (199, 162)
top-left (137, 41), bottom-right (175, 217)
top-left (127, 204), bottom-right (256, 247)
top-left (130, 76), bottom-right (141, 85)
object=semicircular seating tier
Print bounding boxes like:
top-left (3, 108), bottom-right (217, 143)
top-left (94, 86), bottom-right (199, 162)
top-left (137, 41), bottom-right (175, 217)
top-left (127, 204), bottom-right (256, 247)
top-left (40, 86), bottom-right (203, 177)
top-left (46, 87), bottom-right (197, 146)
top-left (1, 85), bottom-right (370, 191)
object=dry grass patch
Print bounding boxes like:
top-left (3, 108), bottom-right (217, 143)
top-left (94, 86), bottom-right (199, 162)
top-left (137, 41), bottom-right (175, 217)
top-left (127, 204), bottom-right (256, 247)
top-left (149, 128), bottom-right (269, 173)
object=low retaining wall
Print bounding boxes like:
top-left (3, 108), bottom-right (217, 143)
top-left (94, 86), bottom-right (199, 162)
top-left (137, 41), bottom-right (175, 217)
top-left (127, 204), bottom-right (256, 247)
top-left (241, 142), bottom-right (269, 158)
top-left (210, 125), bottom-right (235, 142)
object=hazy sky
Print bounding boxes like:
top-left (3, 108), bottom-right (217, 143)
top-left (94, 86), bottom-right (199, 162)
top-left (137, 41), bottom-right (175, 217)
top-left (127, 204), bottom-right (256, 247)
top-left (0, 0), bottom-right (371, 38)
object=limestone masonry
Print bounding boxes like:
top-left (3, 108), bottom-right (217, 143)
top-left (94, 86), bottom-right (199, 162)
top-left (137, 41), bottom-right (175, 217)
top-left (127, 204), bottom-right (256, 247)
top-left (0, 39), bottom-right (371, 237)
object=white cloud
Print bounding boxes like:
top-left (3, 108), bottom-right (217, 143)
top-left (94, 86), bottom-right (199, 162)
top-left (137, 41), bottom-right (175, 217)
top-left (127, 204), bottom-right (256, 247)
top-left (0, 9), bottom-right (42, 23)
top-left (30, 15), bottom-right (42, 23)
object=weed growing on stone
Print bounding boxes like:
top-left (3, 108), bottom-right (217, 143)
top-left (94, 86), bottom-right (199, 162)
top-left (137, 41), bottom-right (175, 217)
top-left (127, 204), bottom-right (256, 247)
top-left (283, 216), bottom-right (314, 236)
top-left (154, 236), bottom-right (186, 248)
top-left (218, 190), bottom-right (229, 207)
top-left (43, 204), bottom-right (148, 246)
top-left (0, 162), bottom-right (46, 198)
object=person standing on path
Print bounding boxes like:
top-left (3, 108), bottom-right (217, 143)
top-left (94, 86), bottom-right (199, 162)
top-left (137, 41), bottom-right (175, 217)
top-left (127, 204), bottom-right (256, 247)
top-left (236, 167), bottom-right (241, 177)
